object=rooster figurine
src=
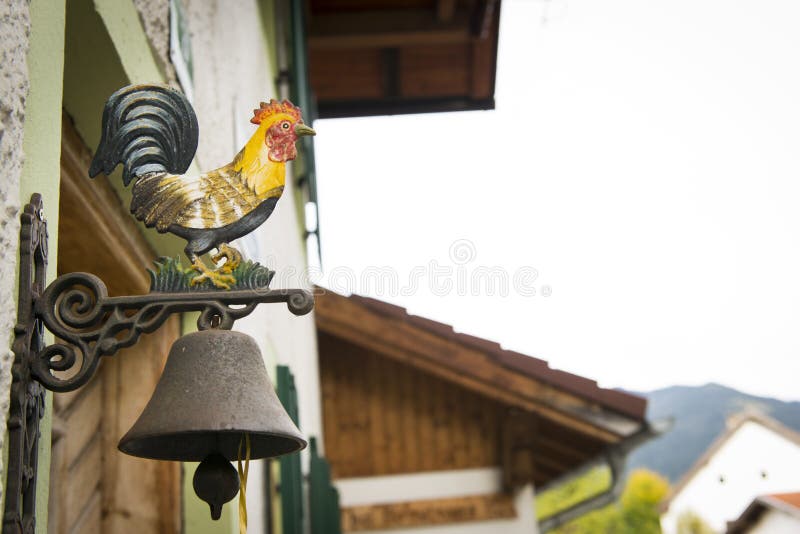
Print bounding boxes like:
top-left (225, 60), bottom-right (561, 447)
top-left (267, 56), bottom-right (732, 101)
top-left (89, 84), bottom-right (315, 289)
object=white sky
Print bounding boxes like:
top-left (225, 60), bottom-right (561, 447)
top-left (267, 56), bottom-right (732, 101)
top-left (311, 0), bottom-right (800, 401)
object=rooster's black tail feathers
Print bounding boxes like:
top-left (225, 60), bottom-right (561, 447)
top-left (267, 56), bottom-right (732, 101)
top-left (88, 84), bottom-right (199, 185)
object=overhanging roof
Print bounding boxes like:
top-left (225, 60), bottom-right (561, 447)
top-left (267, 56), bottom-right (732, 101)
top-left (314, 288), bottom-right (648, 468)
top-left (305, 0), bottom-right (502, 118)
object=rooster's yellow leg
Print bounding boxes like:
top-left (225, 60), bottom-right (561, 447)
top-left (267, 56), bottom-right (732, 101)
top-left (212, 243), bottom-right (243, 274)
top-left (189, 255), bottom-right (236, 290)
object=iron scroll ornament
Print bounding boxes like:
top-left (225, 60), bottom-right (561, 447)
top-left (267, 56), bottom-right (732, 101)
top-left (5, 194), bottom-right (314, 534)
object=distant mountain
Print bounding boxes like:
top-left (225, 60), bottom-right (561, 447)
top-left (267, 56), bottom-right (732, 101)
top-left (625, 383), bottom-right (800, 482)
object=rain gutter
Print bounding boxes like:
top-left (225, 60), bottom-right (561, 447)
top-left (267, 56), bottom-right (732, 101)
top-left (537, 418), bottom-right (672, 533)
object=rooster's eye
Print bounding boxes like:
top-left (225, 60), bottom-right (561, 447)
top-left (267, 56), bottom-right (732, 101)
top-left (282, 122), bottom-right (290, 129)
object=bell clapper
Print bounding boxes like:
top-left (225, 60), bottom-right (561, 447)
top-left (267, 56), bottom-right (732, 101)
top-left (193, 453), bottom-right (240, 520)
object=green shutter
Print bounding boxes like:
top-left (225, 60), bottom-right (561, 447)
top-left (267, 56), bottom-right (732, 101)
top-left (276, 368), bottom-right (341, 534)
top-left (277, 365), bottom-right (304, 534)
top-left (309, 437), bottom-right (341, 534)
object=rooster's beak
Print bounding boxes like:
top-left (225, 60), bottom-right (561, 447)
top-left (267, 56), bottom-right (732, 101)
top-left (295, 123), bottom-right (316, 137)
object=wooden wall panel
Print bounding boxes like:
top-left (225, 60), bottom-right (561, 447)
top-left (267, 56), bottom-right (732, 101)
top-left (101, 321), bottom-right (182, 534)
top-left (48, 116), bottom-right (181, 534)
top-left (319, 333), bottom-right (503, 478)
top-left (319, 331), bottom-right (609, 486)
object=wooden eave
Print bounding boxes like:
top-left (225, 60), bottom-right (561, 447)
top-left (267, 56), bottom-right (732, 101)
top-left (306, 0), bottom-right (502, 118)
top-left (314, 289), bottom-right (647, 446)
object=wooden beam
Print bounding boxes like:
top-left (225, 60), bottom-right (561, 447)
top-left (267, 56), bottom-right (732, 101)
top-left (437, 0), bottom-right (457, 22)
top-left (341, 494), bottom-right (516, 532)
top-left (471, 0), bottom-right (499, 40)
top-left (470, 37), bottom-right (494, 99)
top-left (315, 293), bottom-right (633, 443)
top-left (501, 411), bottom-right (537, 489)
top-left (315, 96), bottom-right (495, 119)
top-left (309, 29), bottom-right (469, 50)
top-left (381, 48), bottom-right (400, 98)
top-left (535, 435), bottom-right (596, 463)
top-left (531, 452), bottom-right (577, 476)
top-left (309, 9), bottom-right (471, 50)
top-left (468, 0), bottom-right (499, 98)
top-left (531, 459), bottom-right (567, 482)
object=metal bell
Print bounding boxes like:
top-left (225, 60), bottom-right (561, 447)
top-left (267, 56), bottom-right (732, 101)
top-left (119, 329), bottom-right (306, 460)
top-left (118, 329), bottom-right (307, 518)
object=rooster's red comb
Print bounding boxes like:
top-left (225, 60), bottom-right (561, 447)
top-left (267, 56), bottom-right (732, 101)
top-left (251, 99), bottom-right (302, 125)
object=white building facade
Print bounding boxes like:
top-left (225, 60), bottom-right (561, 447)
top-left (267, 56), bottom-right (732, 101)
top-left (661, 414), bottom-right (800, 534)
top-left (0, 1), bottom-right (322, 532)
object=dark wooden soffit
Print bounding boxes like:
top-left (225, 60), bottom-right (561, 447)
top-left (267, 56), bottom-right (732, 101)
top-left (306, 0), bottom-right (501, 118)
top-left (314, 288), bottom-right (647, 444)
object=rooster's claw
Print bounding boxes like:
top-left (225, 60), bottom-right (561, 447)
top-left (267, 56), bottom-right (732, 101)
top-left (212, 243), bottom-right (243, 274)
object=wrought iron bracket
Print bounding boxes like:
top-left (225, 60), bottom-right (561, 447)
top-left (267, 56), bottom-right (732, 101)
top-left (33, 272), bottom-right (313, 393)
top-left (5, 194), bottom-right (47, 534)
top-left (4, 193), bottom-right (314, 533)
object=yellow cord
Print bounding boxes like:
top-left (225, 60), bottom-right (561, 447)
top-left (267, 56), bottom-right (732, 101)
top-left (238, 434), bottom-right (251, 534)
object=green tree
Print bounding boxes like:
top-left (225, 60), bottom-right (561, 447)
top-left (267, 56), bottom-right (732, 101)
top-left (618, 470), bottom-right (669, 533)
top-left (676, 510), bottom-right (715, 534)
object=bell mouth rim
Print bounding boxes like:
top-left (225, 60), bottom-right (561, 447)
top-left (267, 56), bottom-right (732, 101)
top-left (118, 428), bottom-right (308, 462)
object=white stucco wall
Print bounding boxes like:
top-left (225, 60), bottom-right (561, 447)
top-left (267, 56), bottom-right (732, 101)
top-left (183, 1), bottom-right (321, 532)
top-left (184, 0), bottom-right (321, 433)
top-left (0, 0), bottom-right (31, 506)
top-left (1, 0), bottom-right (316, 531)
top-left (747, 508), bottom-right (800, 534)
top-left (131, 0), bottom-right (178, 83)
top-left (661, 421), bottom-right (800, 533)
top-left (336, 468), bottom-right (540, 534)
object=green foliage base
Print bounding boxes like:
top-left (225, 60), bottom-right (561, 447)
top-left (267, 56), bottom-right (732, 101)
top-left (148, 256), bottom-right (275, 292)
